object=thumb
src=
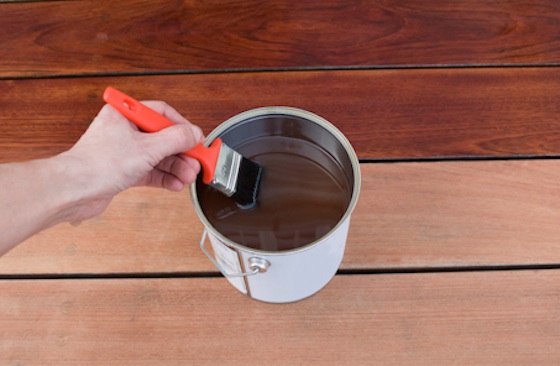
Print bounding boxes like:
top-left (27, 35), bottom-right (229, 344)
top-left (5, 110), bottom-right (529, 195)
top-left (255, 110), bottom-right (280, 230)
top-left (143, 124), bottom-right (204, 163)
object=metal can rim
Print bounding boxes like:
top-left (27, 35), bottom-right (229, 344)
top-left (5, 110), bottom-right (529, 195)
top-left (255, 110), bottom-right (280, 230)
top-left (190, 106), bottom-right (361, 256)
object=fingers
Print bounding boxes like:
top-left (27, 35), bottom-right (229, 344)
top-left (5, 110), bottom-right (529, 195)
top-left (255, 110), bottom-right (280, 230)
top-left (142, 101), bottom-right (204, 143)
top-left (139, 154), bottom-right (201, 191)
top-left (157, 154), bottom-right (201, 185)
top-left (136, 101), bottom-right (205, 164)
top-left (142, 124), bottom-right (202, 166)
top-left (142, 170), bottom-right (185, 192)
top-left (141, 101), bottom-right (187, 124)
top-left (98, 99), bottom-right (205, 191)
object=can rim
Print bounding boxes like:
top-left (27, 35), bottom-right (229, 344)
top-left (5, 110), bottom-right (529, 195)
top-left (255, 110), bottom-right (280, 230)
top-left (190, 106), bottom-right (361, 256)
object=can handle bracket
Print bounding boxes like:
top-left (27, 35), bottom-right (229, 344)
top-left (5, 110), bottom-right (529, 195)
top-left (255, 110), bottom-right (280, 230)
top-left (200, 230), bottom-right (270, 278)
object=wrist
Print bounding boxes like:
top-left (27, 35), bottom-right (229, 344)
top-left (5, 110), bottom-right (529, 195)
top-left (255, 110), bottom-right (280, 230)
top-left (0, 156), bottom-right (91, 254)
top-left (47, 152), bottom-right (113, 226)
top-left (38, 154), bottom-right (85, 227)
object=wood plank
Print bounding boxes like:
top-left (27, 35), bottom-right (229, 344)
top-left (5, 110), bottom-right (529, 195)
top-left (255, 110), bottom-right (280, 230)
top-left (3, 160), bottom-right (560, 275)
top-left (1, 0), bottom-right (560, 77)
top-left (1, 67), bottom-right (560, 163)
top-left (348, 159), bottom-right (560, 270)
top-left (1, 271), bottom-right (559, 364)
top-left (0, 186), bottom-right (209, 275)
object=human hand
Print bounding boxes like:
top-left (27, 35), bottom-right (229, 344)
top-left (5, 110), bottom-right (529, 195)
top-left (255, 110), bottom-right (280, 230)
top-left (57, 101), bottom-right (204, 223)
top-left (0, 100), bottom-right (204, 254)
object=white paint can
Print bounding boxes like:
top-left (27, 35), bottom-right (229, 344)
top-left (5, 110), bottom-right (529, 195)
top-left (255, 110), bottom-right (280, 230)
top-left (191, 107), bottom-right (360, 303)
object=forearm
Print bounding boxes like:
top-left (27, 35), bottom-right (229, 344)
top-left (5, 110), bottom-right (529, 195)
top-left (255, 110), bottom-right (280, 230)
top-left (0, 156), bottom-right (87, 255)
top-left (0, 101), bottom-right (202, 256)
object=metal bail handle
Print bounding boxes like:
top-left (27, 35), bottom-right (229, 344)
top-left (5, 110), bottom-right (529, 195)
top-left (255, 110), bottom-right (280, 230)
top-left (199, 229), bottom-right (270, 278)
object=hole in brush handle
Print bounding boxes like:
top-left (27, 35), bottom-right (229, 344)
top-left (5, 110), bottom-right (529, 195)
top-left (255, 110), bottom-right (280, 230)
top-left (103, 86), bottom-right (174, 132)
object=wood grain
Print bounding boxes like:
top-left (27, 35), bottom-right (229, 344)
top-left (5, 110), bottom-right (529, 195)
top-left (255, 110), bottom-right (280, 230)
top-left (1, 0), bottom-right (560, 77)
top-left (348, 159), bottom-right (560, 270)
top-left (1, 271), bottom-right (559, 365)
top-left (1, 67), bottom-right (560, 163)
top-left (3, 160), bottom-right (560, 275)
top-left (2, 1), bottom-right (558, 364)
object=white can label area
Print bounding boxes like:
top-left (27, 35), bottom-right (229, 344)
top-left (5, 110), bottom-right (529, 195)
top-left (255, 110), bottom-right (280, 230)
top-left (210, 239), bottom-right (247, 294)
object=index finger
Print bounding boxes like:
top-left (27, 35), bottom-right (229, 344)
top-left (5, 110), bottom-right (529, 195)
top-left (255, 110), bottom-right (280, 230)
top-left (142, 100), bottom-right (205, 143)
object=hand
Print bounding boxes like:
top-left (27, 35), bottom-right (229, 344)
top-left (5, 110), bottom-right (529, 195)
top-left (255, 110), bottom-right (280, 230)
top-left (0, 100), bottom-right (204, 255)
top-left (57, 101), bottom-right (204, 224)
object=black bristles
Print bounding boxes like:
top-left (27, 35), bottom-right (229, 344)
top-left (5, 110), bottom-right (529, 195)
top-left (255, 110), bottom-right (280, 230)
top-left (231, 157), bottom-right (264, 208)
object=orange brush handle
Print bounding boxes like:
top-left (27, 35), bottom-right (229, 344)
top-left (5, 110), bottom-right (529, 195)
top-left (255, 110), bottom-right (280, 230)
top-left (103, 86), bottom-right (220, 184)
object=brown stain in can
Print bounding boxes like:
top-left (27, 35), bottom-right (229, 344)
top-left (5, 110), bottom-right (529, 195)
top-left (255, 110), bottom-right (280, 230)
top-left (197, 135), bottom-right (351, 252)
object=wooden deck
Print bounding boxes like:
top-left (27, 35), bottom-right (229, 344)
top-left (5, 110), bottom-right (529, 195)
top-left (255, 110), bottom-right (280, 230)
top-left (1, 1), bottom-right (560, 364)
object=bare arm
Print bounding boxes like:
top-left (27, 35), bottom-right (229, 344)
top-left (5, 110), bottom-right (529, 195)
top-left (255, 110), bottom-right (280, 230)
top-left (0, 101), bottom-right (203, 256)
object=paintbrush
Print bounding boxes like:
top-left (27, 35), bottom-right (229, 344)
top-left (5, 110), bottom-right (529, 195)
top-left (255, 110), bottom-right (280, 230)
top-left (103, 87), bottom-right (263, 208)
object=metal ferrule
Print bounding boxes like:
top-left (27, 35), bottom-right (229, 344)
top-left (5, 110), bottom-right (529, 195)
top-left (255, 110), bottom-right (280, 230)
top-left (211, 143), bottom-right (241, 197)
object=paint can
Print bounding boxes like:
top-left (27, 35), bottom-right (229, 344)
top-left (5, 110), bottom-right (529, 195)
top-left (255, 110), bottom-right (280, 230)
top-left (191, 107), bottom-right (360, 303)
